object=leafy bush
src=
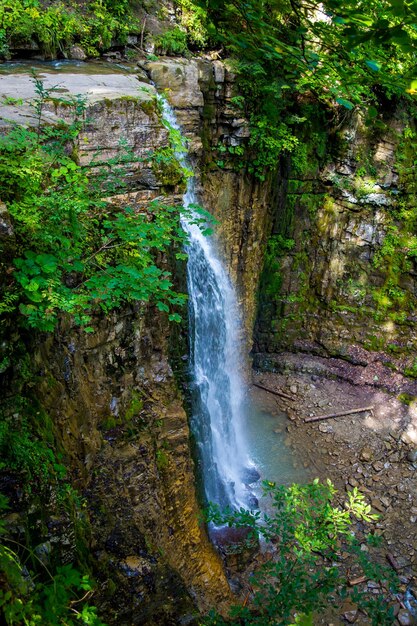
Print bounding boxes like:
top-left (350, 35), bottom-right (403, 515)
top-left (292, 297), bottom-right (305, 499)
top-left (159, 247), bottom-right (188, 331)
top-left (248, 117), bottom-right (299, 180)
top-left (199, 0), bottom-right (417, 179)
top-left (205, 480), bottom-right (398, 625)
top-left (0, 496), bottom-right (105, 626)
top-left (0, 78), bottom-right (201, 332)
top-left (175, 0), bottom-right (211, 48)
top-left (0, 417), bottom-right (66, 487)
top-left (155, 27), bottom-right (188, 56)
top-left (0, 0), bottom-right (133, 59)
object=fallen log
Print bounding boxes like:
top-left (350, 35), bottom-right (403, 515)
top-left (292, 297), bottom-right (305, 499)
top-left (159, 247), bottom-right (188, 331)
top-left (348, 575), bottom-right (367, 587)
top-left (252, 382), bottom-right (294, 401)
top-left (304, 406), bottom-right (374, 423)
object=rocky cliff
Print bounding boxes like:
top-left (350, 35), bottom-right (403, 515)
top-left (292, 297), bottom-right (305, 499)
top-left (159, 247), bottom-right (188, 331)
top-left (3, 50), bottom-right (416, 626)
top-left (0, 63), bottom-right (238, 624)
top-left (254, 101), bottom-right (417, 383)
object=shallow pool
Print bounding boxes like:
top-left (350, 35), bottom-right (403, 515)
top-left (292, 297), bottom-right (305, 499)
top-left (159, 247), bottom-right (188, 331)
top-left (242, 389), bottom-right (311, 507)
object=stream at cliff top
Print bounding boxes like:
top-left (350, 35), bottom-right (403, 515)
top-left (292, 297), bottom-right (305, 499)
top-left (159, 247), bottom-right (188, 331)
top-left (0, 59), bottom-right (136, 74)
top-left (159, 94), bottom-right (308, 510)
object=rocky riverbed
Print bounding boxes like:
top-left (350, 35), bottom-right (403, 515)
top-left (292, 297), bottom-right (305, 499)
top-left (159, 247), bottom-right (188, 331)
top-left (251, 352), bottom-right (417, 625)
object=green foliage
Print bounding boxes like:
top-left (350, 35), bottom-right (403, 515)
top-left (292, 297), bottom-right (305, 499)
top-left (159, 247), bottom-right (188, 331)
top-left (175, 0), bottom-right (211, 48)
top-left (0, 391), bottom-right (104, 625)
top-left (0, 497), bottom-right (105, 626)
top-left (248, 118), bottom-right (299, 180)
top-left (155, 27), bottom-right (189, 56)
top-left (398, 392), bottom-right (417, 405)
top-left (124, 391), bottom-right (144, 422)
top-left (403, 359), bottom-right (417, 379)
top-left (0, 416), bottom-right (66, 487)
top-left (156, 449), bottom-right (169, 471)
top-left (0, 78), bottom-right (204, 332)
top-left (189, 0), bottom-right (417, 178)
top-left (0, 389), bottom-right (67, 491)
top-left (149, 146), bottom-right (185, 186)
top-left (0, 0), bottom-right (134, 59)
top-left (205, 479), bottom-right (397, 625)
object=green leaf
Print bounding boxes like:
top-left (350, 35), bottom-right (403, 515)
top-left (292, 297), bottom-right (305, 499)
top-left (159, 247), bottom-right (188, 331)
top-left (336, 98), bottom-right (354, 110)
top-left (156, 301), bottom-right (169, 312)
top-left (365, 59), bottom-right (381, 72)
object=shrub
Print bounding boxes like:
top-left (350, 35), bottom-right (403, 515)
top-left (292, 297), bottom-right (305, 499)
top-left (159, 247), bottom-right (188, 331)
top-left (205, 480), bottom-right (398, 625)
top-left (155, 27), bottom-right (188, 56)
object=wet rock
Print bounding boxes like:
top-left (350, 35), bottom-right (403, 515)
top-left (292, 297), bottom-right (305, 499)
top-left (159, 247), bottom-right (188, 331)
top-left (319, 423), bottom-right (333, 433)
top-left (241, 466), bottom-right (261, 484)
top-left (397, 609), bottom-right (413, 626)
top-left (247, 493), bottom-right (259, 509)
top-left (396, 556), bottom-right (411, 569)
top-left (210, 526), bottom-right (258, 570)
top-left (147, 59), bottom-right (204, 108)
top-left (34, 541), bottom-right (52, 566)
top-left (68, 45), bottom-right (87, 60)
top-left (367, 580), bottom-right (380, 589)
top-left (210, 526), bottom-right (253, 550)
top-left (0, 202), bottom-right (14, 238)
top-left (407, 449), bottom-right (417, 463)
top-left (371, 498), bottom-right (385, 512)
top-left (103, 51), bottom-right (122, 61)
top-left (390, 430), bottom-right (402, 441)
top-left (343, 609), bottom-right (358, 623)
top-left (341, 600), bottom-right (358, 623)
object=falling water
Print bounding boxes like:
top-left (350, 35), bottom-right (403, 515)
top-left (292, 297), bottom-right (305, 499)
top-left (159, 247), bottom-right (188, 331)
top-left (158, 95), bottom-right (253, 509)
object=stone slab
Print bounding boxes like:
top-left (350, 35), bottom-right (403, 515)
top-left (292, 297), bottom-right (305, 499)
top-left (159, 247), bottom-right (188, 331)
top-left (0, 69), bottom-right (155, 127)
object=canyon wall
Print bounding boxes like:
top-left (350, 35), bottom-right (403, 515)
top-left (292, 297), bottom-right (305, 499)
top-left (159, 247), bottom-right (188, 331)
top-left (0, 66), bottom-right (238, 624)
top-left (253, 102), bottom-right (417, 382)
top-left (146, 57), bottom-right (276, 346)
top-left (3, 52), bottom-right (416, 626)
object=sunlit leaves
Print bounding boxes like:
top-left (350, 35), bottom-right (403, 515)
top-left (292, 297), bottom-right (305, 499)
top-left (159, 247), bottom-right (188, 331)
top-left (0, 80), bottom-right (206, 331)
top-left (365, 59), bottom-right (381, 71)
top-left (205, 479), bottom-right (398, 626)
top-left (336, 97), bottom-right (354, 109)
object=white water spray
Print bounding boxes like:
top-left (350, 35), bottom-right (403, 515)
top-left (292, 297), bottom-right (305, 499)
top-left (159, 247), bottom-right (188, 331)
top-left (158, 95), bottom-right (253, 509)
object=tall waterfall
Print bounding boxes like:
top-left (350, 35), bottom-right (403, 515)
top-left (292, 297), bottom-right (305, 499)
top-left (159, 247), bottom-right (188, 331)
top-left (158, 96), bottom-right (253, 509)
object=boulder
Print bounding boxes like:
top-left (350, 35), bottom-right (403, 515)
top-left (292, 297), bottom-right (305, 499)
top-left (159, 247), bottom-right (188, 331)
top-left (68, 45), bottom-right (87, 61)
top-left (241, 466), bottom-right (261, 484)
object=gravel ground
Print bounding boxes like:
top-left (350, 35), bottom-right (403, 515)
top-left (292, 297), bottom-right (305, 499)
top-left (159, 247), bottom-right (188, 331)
top-left (249, 352), bottom-right (417, 625)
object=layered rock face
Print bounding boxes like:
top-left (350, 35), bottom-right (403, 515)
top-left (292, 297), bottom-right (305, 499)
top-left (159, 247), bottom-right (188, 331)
top-left (0, 64), bottom-right (234, 624)
top-left (146, 57), bottom-right (276, 347)
top-left (34, 308), bottom-right (230, 624)
top-left (254, 106), bottom-right (417, 378)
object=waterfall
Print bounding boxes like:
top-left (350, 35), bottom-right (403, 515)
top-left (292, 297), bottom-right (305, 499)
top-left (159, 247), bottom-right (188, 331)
top-left (158, 95), bottom-right (253, 509)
